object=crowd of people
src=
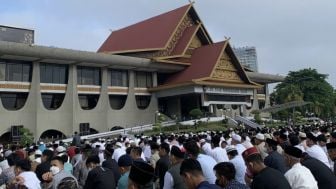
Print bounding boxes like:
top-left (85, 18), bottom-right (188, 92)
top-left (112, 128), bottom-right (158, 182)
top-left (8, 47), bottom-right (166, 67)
top-left (0, 124), bottom-right (336, 189)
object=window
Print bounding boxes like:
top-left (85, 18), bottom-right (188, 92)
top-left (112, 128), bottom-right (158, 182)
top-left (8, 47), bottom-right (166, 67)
top-left (40, 63), bottom-right (68, 84)
top-left (0, 92), bottom-right (28, 110)
top-left (135, 71), bottom-right (152, 88)
top-left (78, 94), bottom-right (100, 110)
top-left (109, 95), bottom-right (127, 110)
top-left (110, 69), bottom-right (128, 87)
top-left (135, 95), bottom-right (151, 109)
top-left (77, 66), bottom-right (101, 85)
top-left (41, 93), bottom-right (65, 110)
top-left (0, 60), bottom-right (32, 82)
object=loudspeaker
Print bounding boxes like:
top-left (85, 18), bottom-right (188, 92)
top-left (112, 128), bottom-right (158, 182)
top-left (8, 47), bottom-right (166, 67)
top-left (11, 125), bottom-right (23, 142)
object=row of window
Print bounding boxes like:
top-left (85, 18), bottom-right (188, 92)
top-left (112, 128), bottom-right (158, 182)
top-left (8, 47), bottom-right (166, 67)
top-left (0, 92), bottom-right (151, 111)
top-left (0, 60), bottom-right (153, 87)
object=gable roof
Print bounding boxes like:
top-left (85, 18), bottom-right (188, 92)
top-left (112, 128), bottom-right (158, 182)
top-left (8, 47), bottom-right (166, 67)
top-left (98, 4), bottom-right (191, 54)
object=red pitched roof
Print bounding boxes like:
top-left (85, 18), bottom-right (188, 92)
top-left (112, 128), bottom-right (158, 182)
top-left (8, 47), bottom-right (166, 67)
top-left (98, 4), bottom-right (191, 53)
top-left (171, 25), bottom-right (199, 56)
top-left (165, 41), bottom-right (226, 84)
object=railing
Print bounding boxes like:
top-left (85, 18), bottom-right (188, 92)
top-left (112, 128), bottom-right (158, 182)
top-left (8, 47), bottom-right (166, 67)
top-left (235, 116), bottom-right (262, 129)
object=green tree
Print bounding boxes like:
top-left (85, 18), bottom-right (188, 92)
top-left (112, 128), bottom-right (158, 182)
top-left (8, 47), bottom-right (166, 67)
top-left (272, 68), bottom-right (336, 119)
top-left (189, 108), bottom-right (202, 119)
top-left (19, 128), bottom-right (34, 146)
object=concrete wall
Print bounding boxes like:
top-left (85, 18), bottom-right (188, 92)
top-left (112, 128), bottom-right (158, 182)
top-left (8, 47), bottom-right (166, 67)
top-left (0, 63), bottom-right (158, 139)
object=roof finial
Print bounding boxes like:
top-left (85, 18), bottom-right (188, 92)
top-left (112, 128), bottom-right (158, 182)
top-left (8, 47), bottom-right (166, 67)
top-left (224, 36), bottom-right (231, 41)
top-left (188, 0), bottom-right (195, 4)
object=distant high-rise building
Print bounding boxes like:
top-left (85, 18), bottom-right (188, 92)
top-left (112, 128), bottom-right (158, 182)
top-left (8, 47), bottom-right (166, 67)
top-left (233, 46), bottom-right (258, 72)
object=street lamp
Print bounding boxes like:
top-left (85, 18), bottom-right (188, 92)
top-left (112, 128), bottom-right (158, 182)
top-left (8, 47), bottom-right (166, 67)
top-left (155, 111), bottom-right (161, 133)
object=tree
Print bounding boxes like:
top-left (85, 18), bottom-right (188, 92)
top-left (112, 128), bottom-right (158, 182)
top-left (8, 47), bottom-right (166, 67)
top-left (272, 68), bottom-right (336, 119)
top-left (189, 108), bottom-right (203, 130)
top-left (19, 128), bottom-right (34, 146)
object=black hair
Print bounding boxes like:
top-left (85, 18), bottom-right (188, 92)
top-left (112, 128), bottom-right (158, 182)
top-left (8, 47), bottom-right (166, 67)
top-left (104, 144), bottom-right (114, 157)
top-left (51, 156), bottom-right (65, 164)
top-left (150, 142), bottom-right (159, 150)
top-left (126, 147), bottom-right (132, 155)
top-left (6, 153), bottom-right (20, 166)
top-left (86, 155), bottom-right (100, 165)
top-left (213, 162), bottom-right (236, 180)
top-left (289, 135), bottom-right (300, 146)
top-left (131, 147), bottom-right (142, 156)
top-left (160, 143), bottom-right (170, 154)
top-left (180, 158), bottom-right (203, 176)
top-left (42, 149), bottom-right (54, 162)
top-left (183, 140), bottom-right (200, 157)
top-left (212, 135), bottom-right (220, 147)
top-left (227, 149), bottom-right (238, 157)
top-left (74, 148), bottom-right (80, 154)
top-left (245, 153), bottom-right (263, 164)
top-left (15, 159), bottom-right (31, 172)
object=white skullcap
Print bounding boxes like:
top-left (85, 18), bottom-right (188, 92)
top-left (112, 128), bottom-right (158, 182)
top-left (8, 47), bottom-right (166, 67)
top-left (256, 133), bottom-right (265, 140)
top-left (232, 134), bottom-right (241, 142)
top-left (35, 150), bottom-right (42, 156)
top-left (116, 142), bottom-right (123, 147)
top-left (56, 146), bottom-right (66, 153)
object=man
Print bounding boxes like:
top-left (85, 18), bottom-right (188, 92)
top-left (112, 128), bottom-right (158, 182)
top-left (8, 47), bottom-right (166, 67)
top-left (226, 146), bottom-right (246, 184)
top-left (150, 142), bottom-right (160, 169)
top-left (130, 147), bottom-right (145, 162)
top-left (73, 144), bottom-right (91, 188)
top-left (209, 135), bottom-right (228, 163)
top-left (326, 142), bottom-right (336, 175)
top-left (242, 147), bottom-right (291, 189)
top-left (317, 134), bottom-right (328, 153)
top-left (163, 146), bottom-right (187, 189)
top-left (72, 132), bottom-right (81, 147)
top-left (84, 155), bottom-right (115, 189)
top-left (117, 154), bottom-right (133, 189)
top-left (11, 159), bottom-right (41, 189)
top-left (213, 162), bottom-right (249, 189)
top-left (128, 160), bottom-right (155, 189)
top-left (112, 142), bottom-right (126, 162)
top-left (156, 142), bottom-right (171, 189)
top-left (264, 138), bottom-right (287, 174)
top-left (102, 144), bottom-right (121, 186)
top-left (306, 133), bottom-right (330, 168)
top-left (35, 149), bottom-right (54, 183)
top-left (184, 140), bottom-right (217, 184)
top-left (231, 134), bottom-right (247, 155)
top-left (283, 146), bottom-right (318, 189)
top-left (42, 156), bottom-right (77, 189)
top-left (254, 133), bottom-right (268, 159)
top-left (301, 152), bottom-right (336, 189)
top-left (180, 159), bottom-right (220, 189)
top-left (0, 153), bottom-right (19, 185)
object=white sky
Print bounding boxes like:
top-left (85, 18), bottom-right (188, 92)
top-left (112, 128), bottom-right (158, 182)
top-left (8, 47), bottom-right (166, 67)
top-left (1, 0), bottom-right (336, 90)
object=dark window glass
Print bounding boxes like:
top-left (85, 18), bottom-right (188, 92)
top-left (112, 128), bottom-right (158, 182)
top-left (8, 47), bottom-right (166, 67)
top-left (40, 63), bottom-right (68, 84)
top-left (0, 63), bottom-right (5, 81)
top-left (0, 92), bottom-right (28, 110)
top-left (135, 72), bottom-right (152, 88)
top-left (41, 93), bottom-right (65, 110)
top-left (22, 64), bottom-right (30, 82)
top-left (109, 95), bottom-right (127, 110)
top-left (78, 94), bottom-right (100, 110)
top-left (0, 60), bottom-right (31, 82)
top-left (77, 66), bottom-right (101, 85)
top-left (135, 95), bottom-right (151, 109)
top-left (7, 63), bottom-right (22, 81)
top-left (111, 69), bottom-right (128, 87)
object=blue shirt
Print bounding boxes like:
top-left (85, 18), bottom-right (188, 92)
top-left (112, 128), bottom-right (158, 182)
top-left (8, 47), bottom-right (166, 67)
top-left (224, 180), bottom-right (249, 189)
top-left (118, 171), bottom-right (130, 189)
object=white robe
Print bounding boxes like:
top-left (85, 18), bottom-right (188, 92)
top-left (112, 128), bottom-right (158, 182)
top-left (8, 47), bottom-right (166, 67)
top-left (284, 163), bottom-right (318, 189)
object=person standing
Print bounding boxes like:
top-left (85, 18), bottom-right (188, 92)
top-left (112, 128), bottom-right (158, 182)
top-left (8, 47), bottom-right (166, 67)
top-left (283, 146), bottom-right (318, 189)
top-left (117, 154), bottom-right (133, 189)
top-left (213, 162), bottom-right (249, 189)
top-left (102, 144), bottom-right (121, 186)
top-left (209, 135), bottom-right (229, 163)
top-left (72, 132), bottom-right (81, 147)
top-left (150, 142), bottom-right (160, 169)
top-left (264, 138), bottom-right (287, 174)
top-left (180, 159), bottom-right (220, 189)
top-left (254, 134), bottom-right (268, 159)
top-left (156, 143), bottom-right (171, 189)
top-left (128, 161), bottom-right (155, 189)
top-left (242, 147), bottom-right (291, 189)
top-left (84, 155), bottom-right (115, 189)
top-left (226, 146), bottom-right (246, 184)
top-left (326, 142), bottom-right (336, 175)
top-left (163, 146), bottom-right (187, 189)
top-left (306, 133), bottom-right (330, 168)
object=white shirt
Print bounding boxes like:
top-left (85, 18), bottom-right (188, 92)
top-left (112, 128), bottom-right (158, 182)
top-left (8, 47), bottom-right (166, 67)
top-left (201, 142), bottom-right (212, 155)
top-left (209, 147), bottom-right (229, 163)
top-left (19, 171), bottom-right (41, 189)
top-left (112, 148), bottom-right (126, 162)
top-left (306, 144), bottom-right (330, 168)
top-left (143, 145), bottom-right (152, 161)
top-left (197, 154), bottom-right (217, 184)
top-left (284, 163), bottom-right (318, 189)
top-left (163, 172), bottom-right (174, 189)
top-left (229, 155), bottom-right (246, 184)
top-left (235, 144), bottom-right (246, 155)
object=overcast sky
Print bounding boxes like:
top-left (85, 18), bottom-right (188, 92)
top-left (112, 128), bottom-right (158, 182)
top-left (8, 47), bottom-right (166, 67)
top-left (1, 0), bottom-right (336, 90)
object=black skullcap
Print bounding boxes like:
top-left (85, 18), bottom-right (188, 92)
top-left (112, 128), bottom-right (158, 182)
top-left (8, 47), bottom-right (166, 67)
top-left (317, 134), bottom-right (327, 143)
top-left (118, 154), bottom-right (133, 167)
top-left (170, 146), bottom-right (185, 159)
top-left (284, 146), bottom-right (302, 158)
top-left (129, 160), bottom-right (154, 186)
top-left (326, 142), bottom-right (336, 150)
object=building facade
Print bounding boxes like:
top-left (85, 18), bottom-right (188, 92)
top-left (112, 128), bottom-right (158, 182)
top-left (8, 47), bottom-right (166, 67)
top-left (233, 46), bottom-right (258, 72)
top-left (0, 4), bottom-right (283, 142)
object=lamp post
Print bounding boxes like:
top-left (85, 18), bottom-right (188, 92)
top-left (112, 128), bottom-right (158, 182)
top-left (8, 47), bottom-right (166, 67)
top-left (155, 111), bottom-right (161, 133)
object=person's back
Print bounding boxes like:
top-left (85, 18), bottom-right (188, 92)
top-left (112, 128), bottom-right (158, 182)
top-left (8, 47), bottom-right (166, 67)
top-left (264, 150), bottom-right (288, 174)
top-left (84, 166), bottom-right (116, 189)
top-left (197, 154), bottom-right (217, 184)
top-left (306, 144), bottom-right (330, 168)
top-left (102, 158), bottom-right (121, 185)
top-left (252, 167), bottom-right (291, 189)
top-left (301, 155), bottom-right (336, 189)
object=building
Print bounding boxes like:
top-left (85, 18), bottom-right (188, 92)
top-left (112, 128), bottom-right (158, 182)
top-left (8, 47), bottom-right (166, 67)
top-left (233, 46), bottom-right (258, 72)
top-left (0, 4), bottom-right (283, 142)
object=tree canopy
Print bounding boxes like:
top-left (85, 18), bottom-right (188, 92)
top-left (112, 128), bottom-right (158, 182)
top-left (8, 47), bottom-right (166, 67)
top-left (271, 68), bottom-right (336, 119)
